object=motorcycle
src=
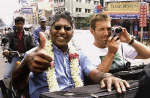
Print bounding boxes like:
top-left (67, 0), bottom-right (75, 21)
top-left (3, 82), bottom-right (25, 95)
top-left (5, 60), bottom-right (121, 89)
top-left (4, 51), bottom-right (24, 64)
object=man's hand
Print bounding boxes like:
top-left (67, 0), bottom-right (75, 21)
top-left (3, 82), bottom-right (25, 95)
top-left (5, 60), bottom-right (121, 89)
top-left (119, 28), bottom-right (132, 43)
top-left (24, 32), bottom-right (52, 73)
top-left (107, 36), bottom-right (120, 54)
top-left (100, 75), bottom-right (130, 93)
top-left (3, 49), bottom-right (9, 56)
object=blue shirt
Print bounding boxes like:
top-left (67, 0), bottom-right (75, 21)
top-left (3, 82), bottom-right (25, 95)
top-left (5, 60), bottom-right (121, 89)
top-left (33, 26), bottom-right (49, 46)
top-left (28, 45), bottom-right (96, 98)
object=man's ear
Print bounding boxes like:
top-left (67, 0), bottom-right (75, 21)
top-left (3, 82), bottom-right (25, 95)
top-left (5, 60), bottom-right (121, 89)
top-left (90, 27), bottom-right (94, 34)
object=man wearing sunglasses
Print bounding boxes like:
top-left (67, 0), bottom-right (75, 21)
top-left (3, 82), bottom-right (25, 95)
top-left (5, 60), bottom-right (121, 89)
top-left (33, 16), bottom-right (50, 46)
top-left (12, 11), bottom-right (130, 98)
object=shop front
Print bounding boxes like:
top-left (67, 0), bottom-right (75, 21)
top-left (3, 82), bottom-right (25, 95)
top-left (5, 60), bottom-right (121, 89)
top-left (104, 1), bottom-right (150, 40)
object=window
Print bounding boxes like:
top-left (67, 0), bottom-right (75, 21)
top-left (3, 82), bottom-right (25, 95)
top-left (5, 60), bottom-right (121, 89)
top-left (86, 0), bottom-right (91, 3)
top-left (85, 9), bottom-right (91, 13)
top-left (94, 1), bottom-right (99, 5)
top-left (76, 8), bottom-right (82, 12)
top-left (61, 8), bottom-right (65, 11)
top-left (54, 0), bottom-right (58, 3)
top-left (76, 0), bottom-right (81, 2)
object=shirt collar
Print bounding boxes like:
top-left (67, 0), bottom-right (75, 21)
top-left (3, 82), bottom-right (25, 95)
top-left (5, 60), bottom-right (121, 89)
top-left (53, 44), bottom-right (69, 55)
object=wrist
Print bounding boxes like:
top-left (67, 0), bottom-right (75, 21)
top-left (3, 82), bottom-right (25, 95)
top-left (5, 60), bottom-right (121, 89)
top-left (128, 37), bottom-right (134, 45)
top-left (107, 52), bottom-right (115, 57)
top-left (102, 73), bottom-right (113, 79)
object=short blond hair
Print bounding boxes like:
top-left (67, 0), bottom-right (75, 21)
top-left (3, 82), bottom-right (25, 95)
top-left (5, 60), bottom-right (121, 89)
top-left (90, 13), bottom-right (111, 30)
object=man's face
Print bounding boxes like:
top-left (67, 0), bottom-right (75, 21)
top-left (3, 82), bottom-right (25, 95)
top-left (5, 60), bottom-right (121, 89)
top-left (91, 20), bottom-right (111, 48)
top-left (50, 18), bottom-right (73, 48)
top-left (40, 21), bottom-right (46, 28)
top-left (15, 21), bottom-right (24, 32)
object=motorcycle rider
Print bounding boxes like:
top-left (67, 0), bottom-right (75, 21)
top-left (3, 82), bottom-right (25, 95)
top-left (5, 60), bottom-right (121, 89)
top-left (2, 16), bottom-right (35, 78)
top-left (33, 16), bottom-right (49, 46)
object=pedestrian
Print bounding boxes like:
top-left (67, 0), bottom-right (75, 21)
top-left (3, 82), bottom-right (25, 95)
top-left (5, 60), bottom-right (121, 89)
top-left (12, 11), bottom-right (130, 98)
top-left (2, 16), bottom-right (35, 78)
top-left (82, 13), bottom-right (150, 73)
top-left (33, 16), bottom-right (49, 46)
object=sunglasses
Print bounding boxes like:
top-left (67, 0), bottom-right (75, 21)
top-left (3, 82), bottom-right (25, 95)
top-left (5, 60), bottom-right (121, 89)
top-left (54, 25), bottom-right (72, 31)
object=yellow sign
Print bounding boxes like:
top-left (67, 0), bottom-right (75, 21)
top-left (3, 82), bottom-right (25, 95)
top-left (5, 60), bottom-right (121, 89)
top-left (107, 2), bottom-right (140, 13)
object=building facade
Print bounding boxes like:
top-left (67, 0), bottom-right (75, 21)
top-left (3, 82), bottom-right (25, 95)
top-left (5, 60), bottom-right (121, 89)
top-left (53, 0), bottom-right (100, 29)
top-left (104, 0), bottom-right (150, 41)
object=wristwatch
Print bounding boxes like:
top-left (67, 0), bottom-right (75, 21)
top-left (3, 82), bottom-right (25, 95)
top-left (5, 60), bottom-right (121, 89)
top-left (128, 37), bottom-right (134, 45)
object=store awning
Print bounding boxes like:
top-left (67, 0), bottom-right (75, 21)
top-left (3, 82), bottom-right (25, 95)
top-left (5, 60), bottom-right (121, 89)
top-left (109, 14), bottom-right (139, 19)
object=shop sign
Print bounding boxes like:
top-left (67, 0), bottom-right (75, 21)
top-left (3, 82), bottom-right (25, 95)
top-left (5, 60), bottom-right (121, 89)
top-left (107, 2), bottom-right (140, 13)
top-left (105, 0), bottom-right (137, 2)
top-left (109, 14), bottom-right (139, 19)
top-left (21, 8), bottom-right (33, 14)
top-left (38, 2), bottom-right (51, 10)
top-left (144, 0), bottom-right (150, 2)
top-left (139, 2), bottom-right (147, 27)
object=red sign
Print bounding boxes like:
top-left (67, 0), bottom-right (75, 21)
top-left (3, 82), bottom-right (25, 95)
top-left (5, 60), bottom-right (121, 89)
top-left (139, 2), bottom-right (147, 27)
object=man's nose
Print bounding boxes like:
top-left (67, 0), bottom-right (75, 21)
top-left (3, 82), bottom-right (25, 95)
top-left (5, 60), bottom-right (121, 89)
top-left (59, 27), bottom-right (66, 34)
top-left (104, 29), bottom-right (109, 36)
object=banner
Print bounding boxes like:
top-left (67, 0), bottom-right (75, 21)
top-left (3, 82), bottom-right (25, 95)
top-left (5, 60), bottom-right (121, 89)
top-left (107, 2), bottom-right (140, 13)
top-left (109, 14), bottom-right (139, 19)
top-left (21, 8), bottom-right (33, 14)
top-left (139, 2), bottom-right (147, 27)
top-left (105, 0), bottom-right (137, 1)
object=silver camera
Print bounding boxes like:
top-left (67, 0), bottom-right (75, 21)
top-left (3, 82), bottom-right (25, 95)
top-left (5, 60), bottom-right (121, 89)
top-left (111, 26), bottom-right (122, 36)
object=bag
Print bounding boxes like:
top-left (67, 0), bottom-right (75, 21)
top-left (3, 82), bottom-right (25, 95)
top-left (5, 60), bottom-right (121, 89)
top-left (40, 80), bottom-right (139, 98)
top-left (0, 78), bottom-right (16, 98)
top-left (111, 64), bottom-right (146, 80)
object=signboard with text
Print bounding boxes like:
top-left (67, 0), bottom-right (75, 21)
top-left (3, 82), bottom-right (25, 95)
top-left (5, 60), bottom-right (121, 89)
top-left (105, 0), bottom-right (137, 2)
top-left (139, 2), bottom-right (147, 27)
top-left (21, 8), bottom-right (33, 14)
top-left (107, 2), bottom-right (140, 13)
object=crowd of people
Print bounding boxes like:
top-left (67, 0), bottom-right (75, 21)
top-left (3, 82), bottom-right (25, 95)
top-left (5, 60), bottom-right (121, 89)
top-left (1, 11), bottom-right (150, 98)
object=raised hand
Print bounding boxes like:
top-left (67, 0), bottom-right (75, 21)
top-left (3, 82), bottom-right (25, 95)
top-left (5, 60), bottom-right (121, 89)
top-left (119, 28), bottom-right (132, 43)
top-left (107, 36), bottom-right (120, 54)
top-left (25, 32), bottom-right (52, 73)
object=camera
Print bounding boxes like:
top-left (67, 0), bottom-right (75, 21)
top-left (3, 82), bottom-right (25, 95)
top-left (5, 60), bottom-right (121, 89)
top-left (111, 26), bottom-right (122, 36)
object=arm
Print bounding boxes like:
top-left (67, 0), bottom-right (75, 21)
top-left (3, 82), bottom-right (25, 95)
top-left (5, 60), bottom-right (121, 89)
top-left (98, 53), bottom-right (115, 72)
top-left (12, 59), bottom-right (30, 90)
top-left (130, 39), bottom-right (150, 59)
top-left (3, 33), bottom-right (10, 50)
top-left (33, 29), bottom-right (40, 46)
top-left (2, 33), bottom-right (11, 56)
top-left (98, 36), bottom-right (120, 72)
top-left (12, 32), bottom-right (52, 90)
top-left (29, 32), bottom-right (36, 48)
top-left (120, 28), bottom-right (150, 59)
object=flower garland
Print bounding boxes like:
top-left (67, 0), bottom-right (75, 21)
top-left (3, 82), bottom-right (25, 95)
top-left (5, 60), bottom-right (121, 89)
top-left (45, 40), bottom-right (83, 92)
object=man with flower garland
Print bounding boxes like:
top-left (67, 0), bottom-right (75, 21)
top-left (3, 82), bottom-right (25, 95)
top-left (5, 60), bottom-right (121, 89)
top-left (12, 11), bottom-right (130, 98)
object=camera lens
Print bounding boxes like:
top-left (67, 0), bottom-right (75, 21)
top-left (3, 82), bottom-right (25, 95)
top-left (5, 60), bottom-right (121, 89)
top-left (115, 27), bottom-right (122, 34)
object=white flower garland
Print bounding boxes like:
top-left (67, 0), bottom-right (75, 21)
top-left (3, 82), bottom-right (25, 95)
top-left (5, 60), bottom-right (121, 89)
top-left (45, 40), bottom-right (83, 92)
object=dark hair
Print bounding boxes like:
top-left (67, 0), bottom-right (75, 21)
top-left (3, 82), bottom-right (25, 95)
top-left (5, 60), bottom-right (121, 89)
top-left (15, 17), bottom-right (25, 24)
top-left (90, 13), bottom-right (111, 30)
top-left (49, 11), bottom-right (74, 27)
